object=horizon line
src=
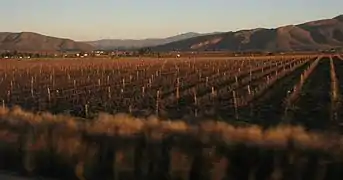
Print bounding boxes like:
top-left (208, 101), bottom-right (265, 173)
top-left (1, 13), bottom-right (342, 42)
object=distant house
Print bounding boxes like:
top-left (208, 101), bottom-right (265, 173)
top-left (92, 50), bottom-right (106, 57)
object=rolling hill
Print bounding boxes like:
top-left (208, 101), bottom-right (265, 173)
top-left (0, 32), bottom-right (93, 52)
top-left (1, 15), bottom-right (343, 53)
top-left (152, 15), bottom-right (343, 52)
top-left (85, 32), bottom-right (218, 50)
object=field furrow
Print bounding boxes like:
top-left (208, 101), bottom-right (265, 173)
top-left (1, 55), bottom-right (343, 180)
top-left (333, 56), bottom-right (343, 129)
top-left (239, 60), bottom-right (313, 127)
top-left (288, 58), bottom-right (331, 131)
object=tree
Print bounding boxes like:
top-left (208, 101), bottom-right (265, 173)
top-left (13, 50), bottom-right (18, 57)
top-left (138, 47), bottom-right (152, 56)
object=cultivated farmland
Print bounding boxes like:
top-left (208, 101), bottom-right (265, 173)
top-left (0, 56), bottom-right (316, 122)
top-left (1, 55), bottom-right (343, 180)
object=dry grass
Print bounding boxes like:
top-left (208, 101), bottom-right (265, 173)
top-left (0, 106), bottom-right (342, 154)
top-left (0, 106), bottom-right (343, 179)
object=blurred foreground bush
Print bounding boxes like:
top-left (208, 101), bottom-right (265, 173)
top-left (0, 106), bottom-right (343, 180)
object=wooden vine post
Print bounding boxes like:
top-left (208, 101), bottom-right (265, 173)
top-left (47, 87), bottom-right (51, 103)
top-left (73, 80), bottom-right (77, 89)
top-left (176, 77), bottom-right (180, 100)
top-left (122, 78), bottom-right (125, 89)
top-left (211, 87), bottom-right (216, 98)
top-left (329, 56), bottom-right (340, 126)
top-left (193, 88), bottom-right (198, 105)
top-left (206, 77), bottom-right (209, 87)
top-left (142, 86), bottom-right (145, 97)
top-left (107, 87), bottom-right (111, 99)
top-left (84, 103), bottom-right (89, 118)
top-left (156, 90), bottom-right (161, 116)
top-left (247, 85), bottom-right (251, 95)
top-left (235, 76), bottom-right (238, 86)
top-left (7, 90), bottom-right (11, 103)
top-left (232, 90), bottom-right (238, 119)
top-left (193, 88), bottom-right (198, 118)
top-left (30, 76), bottom-right (34, 98)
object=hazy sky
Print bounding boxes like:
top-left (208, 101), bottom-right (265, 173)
top-left (1, 0), bottom-right (342, 41)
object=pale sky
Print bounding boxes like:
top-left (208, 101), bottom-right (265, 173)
top-left (1, 0), bottom-right (342, 41)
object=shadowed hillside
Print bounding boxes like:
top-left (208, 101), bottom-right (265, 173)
top-left (0, 32), bottom-right (93, 52)
top-left (153, 15), bottom-right (343, 52)
top-left (3, 15), bottom-right (343, 53)
top-left (85, 32), bottom-right (206, 50)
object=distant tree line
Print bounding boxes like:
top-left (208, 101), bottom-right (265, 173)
top-left (136, 47), bottom-right (162, 58)
top-left (0, 51), bottom-right (43, 58)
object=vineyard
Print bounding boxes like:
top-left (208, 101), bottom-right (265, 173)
top-left (0, 56), bottom-right (318, 122)
top-left (1, 55), bottom-right (343, 180)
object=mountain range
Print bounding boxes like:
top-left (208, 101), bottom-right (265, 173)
top-left (0, 32), bottom-right (93, 52)
top-left (153, 15), bottom-right (343, 52)
top-left (0, 14), bottom-right (343, 52)
top-left (84, 32), bottom-right (212, 50)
